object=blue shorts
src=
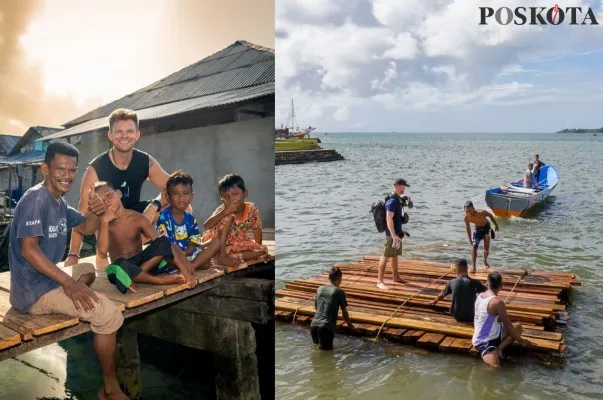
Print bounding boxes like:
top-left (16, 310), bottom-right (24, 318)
top-left (472, 224), bottom-right (491, 249)
top-left (475, 331), bottom-right (503, 357)
top-left (186, 246), bottom-right (203, 262)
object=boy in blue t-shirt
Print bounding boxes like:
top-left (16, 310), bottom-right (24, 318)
top-left (156, 170), bottom-right (241, 270)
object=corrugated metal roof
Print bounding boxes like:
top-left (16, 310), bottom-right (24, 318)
top-left (42, 82), bottom-right (274, 141)
top-left (0, 135), bottom-right (20, 156)
top-left (63, 40), bottom-right (275, 128)
top-left (9, 126), bottom-right (63, 156)
top-left (0, 150), bottom-right (45, 165)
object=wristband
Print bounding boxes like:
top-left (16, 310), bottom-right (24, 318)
top-left (151, 199), bottom-right (162, 211)
top-left (68, 253), bottom-right (79, 259)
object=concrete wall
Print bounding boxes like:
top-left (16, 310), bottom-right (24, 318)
top-left (275, 149), bottom-right (344, 165)
top-left (65, 117), bottom-right (275, 228)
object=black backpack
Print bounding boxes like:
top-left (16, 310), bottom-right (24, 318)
top-left (371, 194), bottom-right (412, 233)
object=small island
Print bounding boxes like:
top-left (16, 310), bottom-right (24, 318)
top-left (557, 128), bottom-right (603, 133)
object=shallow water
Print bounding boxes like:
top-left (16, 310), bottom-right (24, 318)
top-left (276, 132), bottom-right (603, 400)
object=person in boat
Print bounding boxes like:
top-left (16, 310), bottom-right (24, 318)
top-left (376, 178), bottom-right (410, 290)
top-left (532, 154), bottom-right (545, 185)
top-left (472, 271), bottom-right (532, 367)
top-left (463, 201), bottom-right (499, 273)
top-left (310, 267), bottom-right (356, 350)
top-left (430, 258), bottom-right (486, 323)
top-left (8, 142), bottom-right (128, 400)
top-left (523, 163), bottom-right (535, 189)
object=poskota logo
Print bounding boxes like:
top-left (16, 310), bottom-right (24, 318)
top-left (479, 4), bottom-right (599, 25)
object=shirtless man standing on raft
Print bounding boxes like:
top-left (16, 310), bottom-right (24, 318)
top-left (464, 201), bottom-right (499, 273)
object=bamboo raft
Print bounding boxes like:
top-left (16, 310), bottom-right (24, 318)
top-left (0, 232), bottom-right (274, 361)
top-left (275, 256), bottom-right (580, 363)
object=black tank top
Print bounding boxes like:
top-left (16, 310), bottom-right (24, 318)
top-left (89, 148), bottom-right (150, 210)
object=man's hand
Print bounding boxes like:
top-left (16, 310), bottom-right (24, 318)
top-left (430, 299), bottom-right (438, 307)
top-left (63, 280), bottom-right (100, 312)
top-left (392, 235), bottom-right (401, 248)
top-left (64, 255), bottom-right (79, 267)
top-left (495, 225), bottom-right (499, 232)
top-left (469, 238), bottom-right (474, 247)
top-left (87, 184), bottom-right (105, 216)
top-left (519, 338), bottom-right (533, 348)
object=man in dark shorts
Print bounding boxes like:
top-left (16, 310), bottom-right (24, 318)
top-left (310, 267), bottom-right (356, 350)
top-left (430, 258), bottom-right (486, 322)
top-left (464, 201), bottom-right (499, 273)
top-left (377, 178), bottom-right (410, 289)
top-left (66, 108), bottom-right (172, 268)
top-left (472, 271), bottom-right (532, 368)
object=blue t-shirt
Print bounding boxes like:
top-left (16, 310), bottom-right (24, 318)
top-left (156, 207), bottom-right (201, 251)
top-left (9, 183), bottom-right (85, 312)
top-left (384, 195), bottom-right (404, 237)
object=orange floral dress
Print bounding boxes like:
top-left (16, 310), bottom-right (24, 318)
top-left (203, 202), bottom-right (263, 254)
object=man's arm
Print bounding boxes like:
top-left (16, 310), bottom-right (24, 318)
top-left (431, 282), bottom-right (452, 306)
top-left (386, 210), bottom-right (399, 243)
top-left (493, 298), bottom-right (531, 346)
top-left (341, 307), bottom-right (355, 330)
top-left (66, 167), bottom-right (99, 266)
top-left (486, 211), bottom-right (499, 231)
top-left (21, 237), bottom-right (99, 311)
top-left (464, 218), bottom-right (472, 245)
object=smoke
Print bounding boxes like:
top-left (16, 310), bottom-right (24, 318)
top-left (0, 0), bottom-right (100, 135)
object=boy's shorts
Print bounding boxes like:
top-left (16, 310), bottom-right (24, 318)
top-left (186, 245), bottom-right (203, 262)
top-left (107, 236), bottom-right (175, 293)
top-left (383, 236), bottom-right (402, 257)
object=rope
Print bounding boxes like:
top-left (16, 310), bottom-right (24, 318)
top-left (291, 263), bottom-right (376, 324)
top-left (373, 267), bottom-right (453, 341)
top-left (504, 270), bottom-right (528, 304)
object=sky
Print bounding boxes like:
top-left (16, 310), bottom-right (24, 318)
top-left (276, 0), bottom-right (603, 133)
top-left (0, 0), bottom-right (274, 135)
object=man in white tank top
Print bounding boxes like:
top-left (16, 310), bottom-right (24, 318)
top-left (472, 271), bottom-right (532, 367)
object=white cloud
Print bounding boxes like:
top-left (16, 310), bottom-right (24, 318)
top-left (276, 0), bottom-right (603, 131)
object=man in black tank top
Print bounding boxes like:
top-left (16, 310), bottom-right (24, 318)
top-left (66, 108), bottom-right (171, 268)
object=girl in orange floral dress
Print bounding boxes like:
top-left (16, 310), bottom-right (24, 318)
top-left (203, 174), bottom-right (269, 262)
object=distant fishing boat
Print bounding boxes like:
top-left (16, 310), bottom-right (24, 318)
top-left (485, 165), bottom-right (559, 217)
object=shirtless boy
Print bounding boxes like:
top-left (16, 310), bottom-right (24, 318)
top-left (464, 201), bottom-right (499, 273)
top-left (95, 181), bottom-right (197, 291)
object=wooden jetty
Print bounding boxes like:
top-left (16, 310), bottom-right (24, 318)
top-left (275, 256), bottom-right (580, 363)
top-left (0, 229), bottom-right (275, 400)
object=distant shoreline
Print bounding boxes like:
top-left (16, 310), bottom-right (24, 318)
top-left (557, 128), bottom-right (603, 133)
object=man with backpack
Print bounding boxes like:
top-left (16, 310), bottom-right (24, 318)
top-left (376, 178), bottom-right (410, 289)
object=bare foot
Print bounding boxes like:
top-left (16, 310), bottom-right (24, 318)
top-left (128, 283), bottom-right (137, 293)
top-left (484, 261), bottom-right (491, 269)
top-left (157, 274), bottom-right (187, 285)
top-left (218, 252), bottom-right (243, 267)
top-left (377, 282), bottom-right (390, 290)
top-left (392, 276), bottom-right (406, 284)
top-left (471, 268), bottom-right (477, 274)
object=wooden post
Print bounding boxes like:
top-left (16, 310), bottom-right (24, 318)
top-left (116, 327), bottom-right (142, 399)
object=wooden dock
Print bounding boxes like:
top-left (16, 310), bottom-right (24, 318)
top-left (275, 256), bottom-right (580, 363)
top-left (0, 233), bottom-right (275, 362)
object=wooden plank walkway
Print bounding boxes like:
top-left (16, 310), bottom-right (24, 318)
top-left (0, 234), bottom-right (274, 362)
top-left (275, 256), bottom-right (579, 363)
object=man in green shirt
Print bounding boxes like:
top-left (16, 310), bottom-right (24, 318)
top-left (310, 267), bottom-right (356, 350)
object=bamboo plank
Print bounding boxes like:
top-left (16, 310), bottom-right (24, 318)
top-left (417, 332), bottom-right (445, 348)
top-left (402, 330), bottom-right (425, 343)
top-left (439, 336), bottom-right (456, 352)
top-left (0, 289), bottom-right (79, 340)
